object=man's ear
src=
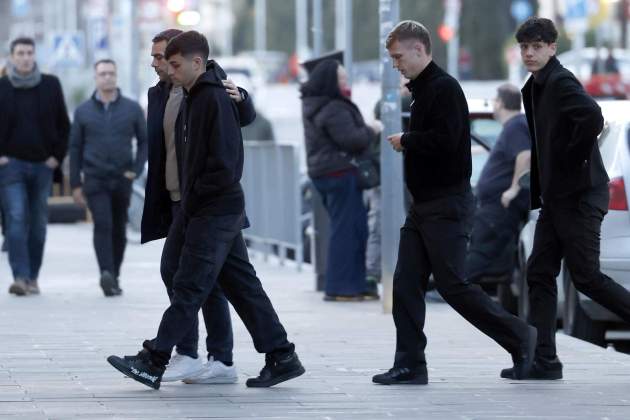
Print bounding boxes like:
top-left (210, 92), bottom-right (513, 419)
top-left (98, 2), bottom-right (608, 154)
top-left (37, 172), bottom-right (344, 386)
top-left (550, 42), bottom-right (557, 55)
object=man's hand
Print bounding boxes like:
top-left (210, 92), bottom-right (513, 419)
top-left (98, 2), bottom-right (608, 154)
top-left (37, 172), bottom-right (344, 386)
top-left (501, 186), bottom-right (519, 208)
top-left (45, 157), bottom-right (59, 169)
top-left (387, 132), bottom-right (404, 153)
top-left (123, 171), bottom-right (136, 180)
top-left (0, 156), bottom-right (9, 166)
top-left (72, 187), bottom-right (87, 208)
top-left (370, 120), bottom-right (384, 134)
top-left (222, 79), bottom-right (243, 103)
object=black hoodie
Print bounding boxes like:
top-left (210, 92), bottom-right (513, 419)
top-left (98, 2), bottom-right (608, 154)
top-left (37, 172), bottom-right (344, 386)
top-left (175, 62), bottom-right (245, 217)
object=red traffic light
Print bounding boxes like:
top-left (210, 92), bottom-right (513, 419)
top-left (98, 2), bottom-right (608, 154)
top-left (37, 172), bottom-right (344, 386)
top-left (438, 24), bottom-right (454, 42)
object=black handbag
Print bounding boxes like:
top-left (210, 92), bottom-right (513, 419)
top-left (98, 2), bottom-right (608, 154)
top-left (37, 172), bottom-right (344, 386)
top-left (351, 152), bottom-right (380, 190)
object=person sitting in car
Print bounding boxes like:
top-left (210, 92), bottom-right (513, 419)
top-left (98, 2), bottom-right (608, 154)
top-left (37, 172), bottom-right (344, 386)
top-left (466, 84), bottom-right (531, 283)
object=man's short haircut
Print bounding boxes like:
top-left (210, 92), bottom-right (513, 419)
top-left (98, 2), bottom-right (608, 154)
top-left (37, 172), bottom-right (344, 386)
top-left (152, 28), bottom-right (183, 44)
top-left (94, 59), bottom-right (116, 70)
top-left (386, 20), bottom-right (432, 55)
top-left (10, 37), bottom-right (35, 54)
top-left (515, 17), bottom-right (558, 44)
top-left (164, 31), bottom-right (210, 62)
top-left (496, 84), bottom-right (522, 111)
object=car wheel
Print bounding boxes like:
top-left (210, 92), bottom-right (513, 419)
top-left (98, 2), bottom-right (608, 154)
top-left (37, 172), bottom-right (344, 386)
top-left (563, 269), bottom-right (606, 347)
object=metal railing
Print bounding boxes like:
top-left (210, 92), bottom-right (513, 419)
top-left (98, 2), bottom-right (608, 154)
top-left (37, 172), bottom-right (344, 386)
top-left (241, 141), bottom-right (304, 269)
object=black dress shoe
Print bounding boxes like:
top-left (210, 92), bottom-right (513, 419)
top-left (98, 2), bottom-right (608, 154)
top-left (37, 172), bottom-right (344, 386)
top-left (501, 357), bottom-right (563, 380)
top-left (372, 367), bottom-right (428, 385)
top-left (510, 325), bottom-right (537, 379)
top-left (100, 271), bottom-right (117, 297)
top-left (246, 352), bottom-right (305, 387)
top-left (107, 353), bottom-right (165, 390)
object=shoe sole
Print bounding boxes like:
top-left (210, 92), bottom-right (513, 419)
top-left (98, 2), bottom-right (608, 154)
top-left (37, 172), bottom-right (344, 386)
top-left (245, 366), bottom-right (305, 388)
top-left (107, 356), bottom-right (161, 390)
top-left (513, 326), bottom-right (538, 380)
top-left (372, 377), bottom-right (428, 385)
top-left (183, 376), bottom-right (239, 384)
top-left (323, 296), bottom-right (363, 302)
top-left (501, 368), bottom-right (562, 380)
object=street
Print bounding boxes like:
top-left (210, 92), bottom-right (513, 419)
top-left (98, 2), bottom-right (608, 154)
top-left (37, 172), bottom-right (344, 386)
top-left (1, 223), bottom-right (630, 419)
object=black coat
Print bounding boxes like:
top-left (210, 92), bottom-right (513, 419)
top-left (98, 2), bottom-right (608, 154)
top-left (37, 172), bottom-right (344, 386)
top-left (401, 61), bottom-right (471, 203)
top-left (302, 96), bottom-right (373, 178)
top-left (0, 74), bottom-right (70, 163)
top-left (522, 56), bottom-right (608, 210)
top-left (141, 62), bottom-right (255, 243)
top-left (300, 59), bottom-right (372, 178)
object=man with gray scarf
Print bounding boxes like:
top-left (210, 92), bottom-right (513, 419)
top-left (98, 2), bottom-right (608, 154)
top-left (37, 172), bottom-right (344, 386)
top-left (0, 37), bottom-right (70, 296)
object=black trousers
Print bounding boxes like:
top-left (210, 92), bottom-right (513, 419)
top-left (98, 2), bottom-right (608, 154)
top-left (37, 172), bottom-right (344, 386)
top-left (160, 203), bottom-right (233, 362)
top-left (149, 210), bottom-right (294, 367)
top-left (84, 177), bottom-right (131, 278)
top-left (392, 190), bottom-right (530, 369)
top-left (527, 186), bottom-right (630, 359)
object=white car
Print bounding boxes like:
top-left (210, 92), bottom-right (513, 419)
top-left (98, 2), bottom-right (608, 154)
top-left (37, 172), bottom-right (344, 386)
top-left (513, 100), bottom-right (630, 347)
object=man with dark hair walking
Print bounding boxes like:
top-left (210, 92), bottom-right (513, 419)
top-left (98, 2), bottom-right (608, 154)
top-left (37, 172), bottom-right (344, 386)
top-left (372, 20), bottom-right (537, 385)
top-left (466, 83), bottom-right (531, 284)
top-left (107, 31), bottom-right (304, 389)
top-left (137, 28), bottom-right (257, 384)
top-left (0, 37), bottom-right (70, 296)
top-left (69, 59), bottom-right (147, 297)
top-left (500, 17), bottom-right (630, 380)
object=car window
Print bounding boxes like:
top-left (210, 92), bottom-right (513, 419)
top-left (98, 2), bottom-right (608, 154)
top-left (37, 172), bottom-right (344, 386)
top-left (470, 145), bottom-right (489, 187)
top-left (471, 119), bottom-right (502, 148)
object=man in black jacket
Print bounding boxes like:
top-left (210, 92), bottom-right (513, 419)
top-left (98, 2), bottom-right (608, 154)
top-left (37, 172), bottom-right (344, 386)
top-left (69, 59), bottom-right (147, 297)
top-left (0, 37), bottom-right (70, 296)
top-left (107, 31), bottom-right (304, 390)
top-left (500, 17), bottom-right (630, 380)
top-left (139, 28), bottom-right (256, 385)
top-left (372, 20), bottom-right (537, 385)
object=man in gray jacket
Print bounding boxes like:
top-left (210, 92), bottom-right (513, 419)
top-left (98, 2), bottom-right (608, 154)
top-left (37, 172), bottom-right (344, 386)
top-left (69, 59), bottom-right (147, 296)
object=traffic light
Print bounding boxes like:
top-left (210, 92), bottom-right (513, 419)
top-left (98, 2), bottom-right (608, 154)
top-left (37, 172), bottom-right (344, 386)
top-left (438, 24), bottom-right (455, 42)
top-left (166, 0), bottom-right (201, 26)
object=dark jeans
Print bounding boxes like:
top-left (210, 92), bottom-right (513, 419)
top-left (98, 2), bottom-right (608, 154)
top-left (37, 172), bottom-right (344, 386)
top-left (311, 171), bottom-right (368, 296)
top-left (84, 177), bottom-right (132, 278)
top-left (160, 203), bottom-right (233, 362)
top-left (148, 210), bottom-right (294, 368)
top-left (392, 190), bottom-right (530, 369)
top-left (0, 158), bottom-right (53, 281)
top-left (527, 186), bottom-right (630, 359)
top-left (466, 201), bottom-right (525, 282)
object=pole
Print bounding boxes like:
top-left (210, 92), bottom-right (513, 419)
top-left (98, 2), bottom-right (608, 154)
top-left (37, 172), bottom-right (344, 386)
top-left (378, 0), bottom-right (403, 313)
top-left (255, 0), bottom-right (267, 52)
top-left (445, 0), bottom-right (460, 79)
top-left (295, 0), bottom-right (308, 59)
top-left (312, 0), bottom-right (323, 56)
top-left (344, 0), bottom-right (353, 86)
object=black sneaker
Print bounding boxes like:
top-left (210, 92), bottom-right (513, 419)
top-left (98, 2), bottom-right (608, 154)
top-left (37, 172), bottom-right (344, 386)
top-left (107, 354), bottom-right (165, 389)
top-left (123, 349), bottom-right (150, 362)
top-left (509, 325), bottom-right (537, 380)
top-left (501, 357), bottom-right (563, 380)
top-left (245, 352), bottom-right (305, 387)
top-left (111, 277), bottom-right (123, 296)
top-left (372, 366), bottom-right (428, 385)
top-left (100, 271), bottom-right (117, 297)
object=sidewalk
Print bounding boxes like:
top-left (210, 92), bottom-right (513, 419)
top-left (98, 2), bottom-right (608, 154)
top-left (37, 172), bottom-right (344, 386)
top-left (1, 224), bottom-right (630, 419)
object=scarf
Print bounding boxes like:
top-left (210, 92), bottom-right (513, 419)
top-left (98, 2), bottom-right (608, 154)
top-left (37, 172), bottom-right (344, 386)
top-left (6, 61), bottom-right (42, 89)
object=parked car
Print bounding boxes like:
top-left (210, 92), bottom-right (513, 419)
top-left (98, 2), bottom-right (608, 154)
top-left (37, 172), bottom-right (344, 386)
top-left (511, 100), bottom-right (630, 347)
top-left (556, 48), bottom-right (630, 99)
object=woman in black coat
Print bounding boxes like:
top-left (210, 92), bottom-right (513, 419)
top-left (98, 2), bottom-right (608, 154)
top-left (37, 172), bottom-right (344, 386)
top-left (301, 59), bottom-right (378, 301)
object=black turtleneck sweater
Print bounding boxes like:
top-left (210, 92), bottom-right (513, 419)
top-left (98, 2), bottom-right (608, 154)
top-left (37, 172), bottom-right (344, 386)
top-left (400, 61), bottom-right (471, 203)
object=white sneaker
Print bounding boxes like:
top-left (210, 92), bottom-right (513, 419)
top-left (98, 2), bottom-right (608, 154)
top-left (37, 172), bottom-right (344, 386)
top-left (161, 353), bottom-right (203, 382)
top-left (183, 357), bottom-right (238, 384)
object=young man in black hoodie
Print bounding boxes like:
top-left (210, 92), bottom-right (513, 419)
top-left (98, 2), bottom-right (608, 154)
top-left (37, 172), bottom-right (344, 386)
top-left (107, 31), bottom-right (304, 390)
top-left (138, 28), bottom-right (256, 384)
top-left (372, 20), bottom-right (537, 385)
top-left (502, 17), bottom-right (630, 380)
